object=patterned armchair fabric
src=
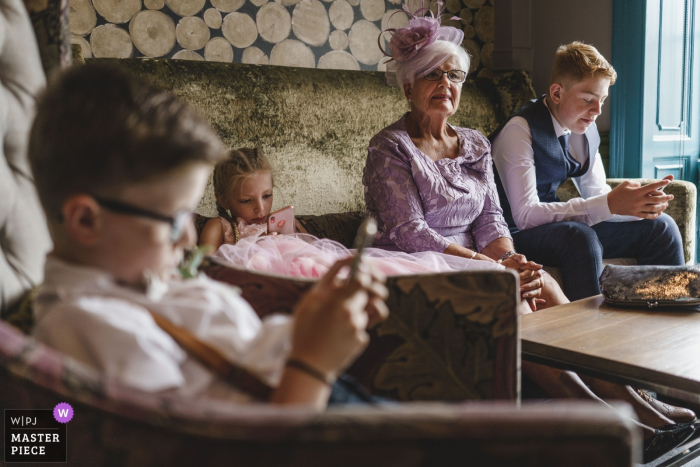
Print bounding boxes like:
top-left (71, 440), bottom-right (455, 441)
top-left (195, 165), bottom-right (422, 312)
top-left (0, 318), bottom-right (640, 466)
top-left (0, 0), bottom-right (52, 316)
top-left (202, 257), bottom-right (520, 401)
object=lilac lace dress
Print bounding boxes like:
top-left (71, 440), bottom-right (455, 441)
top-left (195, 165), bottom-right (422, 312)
top-left (363, 114), bottom-right (512, 254)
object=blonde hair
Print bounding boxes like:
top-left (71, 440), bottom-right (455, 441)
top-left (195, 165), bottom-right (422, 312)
top-left (549, 41), bottom-right (617, 90)
top-left (213, 147), bottom-right (272, 222)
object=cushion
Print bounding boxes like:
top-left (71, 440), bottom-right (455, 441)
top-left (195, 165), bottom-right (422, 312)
top-left (195, 212), bottom-right (364, 249)
top-left (295, 211), bottom-right (364, 248)
top-left (0, 0), bottom-right (52, 315)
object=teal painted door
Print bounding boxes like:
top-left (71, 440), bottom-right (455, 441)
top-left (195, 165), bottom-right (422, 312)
top-left (641, 0), bottom-right (700, 260)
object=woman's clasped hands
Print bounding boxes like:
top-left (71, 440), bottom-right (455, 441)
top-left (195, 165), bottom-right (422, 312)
top-left (500, 254), bottom-right (547, 312)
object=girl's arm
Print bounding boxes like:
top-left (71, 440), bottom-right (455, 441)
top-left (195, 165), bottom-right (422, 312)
top-left (198, 217), bottom-right (224, 251)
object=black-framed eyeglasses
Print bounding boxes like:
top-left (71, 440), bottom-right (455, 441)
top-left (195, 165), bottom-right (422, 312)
top-left (93, 196), bottom-right (193, 242)
top-left (423, 69), bottom-right (467, 83)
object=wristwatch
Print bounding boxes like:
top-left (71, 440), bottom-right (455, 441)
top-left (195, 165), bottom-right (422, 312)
top-left (501, 251), bottom-right (517, 262)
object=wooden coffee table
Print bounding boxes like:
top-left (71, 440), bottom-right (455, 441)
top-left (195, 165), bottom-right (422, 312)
top-left (521, 295), bottom-right (700, 402)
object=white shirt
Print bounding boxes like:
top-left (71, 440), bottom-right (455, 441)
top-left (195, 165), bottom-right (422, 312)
top-left (491, 101), bottom-right (638, 230)
top-left (33, 256), bottom-right (293, 401)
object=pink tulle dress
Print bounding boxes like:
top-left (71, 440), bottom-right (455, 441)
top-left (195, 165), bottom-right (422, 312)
top-left (213, 217), bottom-right (504, 278)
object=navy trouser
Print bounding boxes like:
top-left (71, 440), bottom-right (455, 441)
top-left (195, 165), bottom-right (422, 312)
top-left (328, 375), bottom-right (392, 404)
top-left (511, 213), bottom-right (685, 301)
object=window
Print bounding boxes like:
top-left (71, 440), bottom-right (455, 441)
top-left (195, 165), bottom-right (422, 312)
top-left (611, 0), bottom-right (699, 260)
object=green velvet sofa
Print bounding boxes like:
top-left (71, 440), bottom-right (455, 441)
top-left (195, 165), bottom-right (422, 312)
top-left (97, 58), bottom-right (535, 219)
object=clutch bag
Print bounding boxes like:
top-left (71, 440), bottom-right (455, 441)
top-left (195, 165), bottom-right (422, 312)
top-left (599, 264), bottom-right (700, 308)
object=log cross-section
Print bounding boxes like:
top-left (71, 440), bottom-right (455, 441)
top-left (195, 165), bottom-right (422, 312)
top-left (270, 39), bottom-right (315, 67)
top-left (91, 24), bottom-right (133, 58)
top-left (130, 10), bottom-right (176, 57)
top-left (474, 5), bottom-right (493, 43)
top-left (176, 16), bottom-right (210, 50)
top-left (69, 0), bottom-right (97, 35)
top-left (165, 0), bottom-right (206, 17)
top-left (222, 12), bottom-right (258, 48)
top-left (204, 7), bottom-right (223, 28)
top-left (292, 0), bottom-right (330, 47)
top-left (204, 37), bottom-right (234, 62)
top-left (329, 0), bottom-right (353, 30)
top-left (256, 2), bottom-right (291, 43)
top-left (93, 0), bottom-right (141, 24)
top-left (348, 19), bottom-right (382, 65)
top-left (242, 46), bottom-right (269, 64)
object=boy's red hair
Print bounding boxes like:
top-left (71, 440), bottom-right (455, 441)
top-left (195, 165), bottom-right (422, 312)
top-left (549, 41), bottom-right (617, 89)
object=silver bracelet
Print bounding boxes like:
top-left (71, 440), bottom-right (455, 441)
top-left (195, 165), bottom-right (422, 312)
top-left (501, 251), bottom-right (517, 262)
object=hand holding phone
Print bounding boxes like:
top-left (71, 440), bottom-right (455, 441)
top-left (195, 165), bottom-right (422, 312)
top-left (267, 206), bottom-right (295, 235)
top-left (349, 217), bottom-right (377, 280)
top-left (651, 175), bottom-right (673, 194)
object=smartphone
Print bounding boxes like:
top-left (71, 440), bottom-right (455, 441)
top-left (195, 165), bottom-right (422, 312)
top-left (349, 217), bottom-right (377, 280)
top-left (267, 206), bottom-right (295, 235)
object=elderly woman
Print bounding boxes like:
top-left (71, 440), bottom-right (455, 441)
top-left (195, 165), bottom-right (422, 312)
top-left (364, 13), bottom-right (563, 308)
top-left (363, 5), bottom-right (696, 455)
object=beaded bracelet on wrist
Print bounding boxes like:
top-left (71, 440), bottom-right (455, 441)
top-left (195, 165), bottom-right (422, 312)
top-left (500, 251), bottom-right (517, 262)
top-left (285, 358), bottom-right (335, 386)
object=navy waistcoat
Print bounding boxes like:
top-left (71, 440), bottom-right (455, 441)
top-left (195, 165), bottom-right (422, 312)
top-left (488, 96), bottom-right (600, 233)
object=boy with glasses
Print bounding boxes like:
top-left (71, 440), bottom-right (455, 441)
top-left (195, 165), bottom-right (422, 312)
top-left (29, 64), bottom-right (388, 408)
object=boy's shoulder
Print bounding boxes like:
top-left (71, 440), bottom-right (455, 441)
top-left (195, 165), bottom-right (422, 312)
top-left (32, 259), bottom-right (190, 391)
top-left (35, 256), bottom-right (251, 325)
top-left (31, 256), bottom-right (264, 392)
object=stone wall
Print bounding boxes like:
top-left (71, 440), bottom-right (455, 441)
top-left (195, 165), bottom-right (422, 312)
top-left (70, 0), bottom-right (494, 74)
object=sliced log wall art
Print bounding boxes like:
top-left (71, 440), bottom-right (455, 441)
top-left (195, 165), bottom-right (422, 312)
top-left (70, 0), bottom-right (494, 75)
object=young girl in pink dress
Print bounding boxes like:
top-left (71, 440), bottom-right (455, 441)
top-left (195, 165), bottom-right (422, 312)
top-left (199, 148), bottom-right (503, 278)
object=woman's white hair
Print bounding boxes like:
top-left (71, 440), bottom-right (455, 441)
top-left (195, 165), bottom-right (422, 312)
top-left (391, 40), bottom-right (471, 88)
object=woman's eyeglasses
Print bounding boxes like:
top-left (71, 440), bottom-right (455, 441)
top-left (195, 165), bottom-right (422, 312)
top-left (93, 196), bottom-right (193, 242)
top-left (423, 69), bottom-right (467, 83)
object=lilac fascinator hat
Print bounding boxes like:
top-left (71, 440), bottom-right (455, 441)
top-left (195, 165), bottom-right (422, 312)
top-left (379, 0), bottom-right (465, 87)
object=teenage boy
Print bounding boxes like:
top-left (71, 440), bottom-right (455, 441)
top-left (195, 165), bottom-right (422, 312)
top-left (490, 41), bottom-right (684, 301)
top-left (28, 64), bottom-right (388, 408)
